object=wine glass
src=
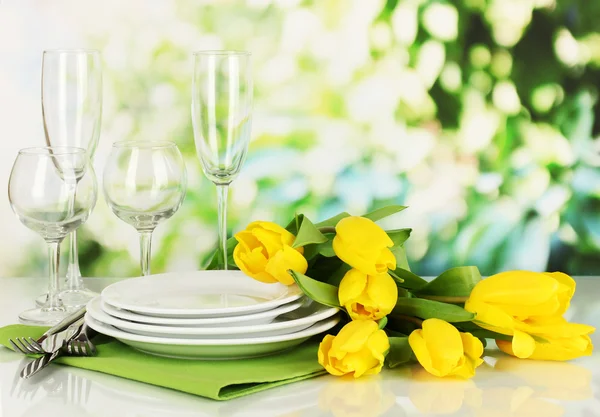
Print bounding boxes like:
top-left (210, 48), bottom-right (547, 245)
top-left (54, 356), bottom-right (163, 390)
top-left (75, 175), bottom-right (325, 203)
top-left (8, 147), bottom-right (97, 325)
top-left (41, 49), bottom-right (103, 307)
top-left (103, 141), bottom-right (187, 276)
top-left (191, 51), bottom-right (252, 269)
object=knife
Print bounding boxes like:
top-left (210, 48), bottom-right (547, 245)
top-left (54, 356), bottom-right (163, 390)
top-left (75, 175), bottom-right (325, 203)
top-left (20, 350), bottom-right (61, 379)
top-left (36, 307), bottom-right (86, 344)
top-left (40, 317), bottom-right (85, 353)
top-left (20, 318), bottom-right (86, 379)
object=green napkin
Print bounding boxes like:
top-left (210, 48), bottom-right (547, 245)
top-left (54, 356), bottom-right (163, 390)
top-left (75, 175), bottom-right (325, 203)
top-left (0, 324), bottom-right (326, 401)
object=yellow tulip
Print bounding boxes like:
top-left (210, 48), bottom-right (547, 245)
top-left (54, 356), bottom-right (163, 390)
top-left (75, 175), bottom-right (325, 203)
top-left (318, 320), bottom-right (389, 378)
top-left (332, 217), bottom-right (396, 276)
top-left (338, 269), bottom-right (398, 321)
top-left (408, 318), bottom-right (484, 379)
top-left (464, 271), bottom-right (595, 361)
top-left (233, 221), bottom-right (307, 285)
top-left (496, 326), bottom-right (593, 361)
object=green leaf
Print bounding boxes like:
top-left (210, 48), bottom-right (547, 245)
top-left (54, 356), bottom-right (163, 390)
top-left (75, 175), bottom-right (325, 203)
top-left (414, 266), bottom-right (482, 298)
top-left (388, 270), bottom-right (405, 284)
top-left (293, 216), bottom-right (328, 248)
top-left (285, 213), bottom-right (304, 234)
top-left (386, 336), bottom-right (413, 368)
top-left (327, 263), bottom-right (352, 287)
top-left (315, 212), bottom-right (350, 228)
top-left (205, 237), bottom-right (238, 270)
top-left (317, 240), bottom-right (336, 257)
top-left (378, 316), bottom-right (388, 329)
top-left (457, 322), bottom-right (512, 342)
top-left (363, 205), bottom-right (407, 222)
top-left (387, 229), bottom-right (412, 246)
top-left (305, 256), bottom-right (344, 282)
top-left (392, 298), bottom-right (475, 322)
top-left (289, 270), bottom-right (341, 308)
top-left (391, 245), bottom-right (411, 271)
top-left (392, 268), bottom-right (427, 290)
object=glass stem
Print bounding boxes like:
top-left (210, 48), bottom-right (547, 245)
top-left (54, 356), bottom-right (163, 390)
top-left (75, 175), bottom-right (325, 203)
top-left (139, 231), bottom-right (153, 276)
top-left (45, 240), bottom-right (63, 311)
top-left (65, 230), bottom-right (83, 289)
top-left (217, 184), bottom-right (229, 270)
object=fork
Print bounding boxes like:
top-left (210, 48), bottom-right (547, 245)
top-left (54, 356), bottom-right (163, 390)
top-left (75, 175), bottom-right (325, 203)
top-left (66, 323), bottom-right (97, 356)
top-left (9, 337), bottom-right (45, 355)
top-left (19, 323), bottom-right (98, 379)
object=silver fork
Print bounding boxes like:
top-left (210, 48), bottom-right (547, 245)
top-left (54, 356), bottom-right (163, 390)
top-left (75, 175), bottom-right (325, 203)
top-left (66, 323), bottom-right (97, 356)
top-left (9, 337), bottom-right (45, 355)
top-left (20, 323), bottom-right (98, 379)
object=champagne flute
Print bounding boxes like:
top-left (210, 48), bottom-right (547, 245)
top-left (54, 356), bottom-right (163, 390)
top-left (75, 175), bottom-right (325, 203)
top-left (191, 51), bottom-right (252, 269)
top-left (8, 147), bottom-right (97, 325)
top-left (41, 49), bottom-right (102, 307)
top-left (103, 141), bottom-right (187, 276)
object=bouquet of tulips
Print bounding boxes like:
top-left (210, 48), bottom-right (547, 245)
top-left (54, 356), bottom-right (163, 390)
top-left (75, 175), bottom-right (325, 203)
top-left (210, 205), bottom-right (595, 379)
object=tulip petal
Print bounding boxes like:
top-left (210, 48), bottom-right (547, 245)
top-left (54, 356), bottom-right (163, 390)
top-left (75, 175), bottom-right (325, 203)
top-left (409, 329), bottom-right (443, 377)
top-left (341, 349), bottom-right (380, 378)
top-left (339, 269), bottom-right (368, 306)
top-left (264, 245), bottom-right (308, 285)
top-left (465, 299), bottom-right (515, 336)
top-left (421, 319), bottom-right (464, 376)
top-left (248, 220), bottom-right (296, 245)
top-left (366, 273), bottom-right (398, 317)
top-left (512, 330), bottom-right (536, 358)
top-left (375, 248), bottom-right (396, 273)
top-left (332, 237), bottom-right (379, 275)
top-left (460, 332), bottom-right (484, 362)
top-left (335, 217), bottom-right (393, 248)
top-left (450, 356), bottom-right (476, 379)
top-left (469, 271), bottom-right (559, 306)
top-left (252, 228), bottom-right (287, 257)
top-left (543, 272), bottom-right (575, 316)
top-left (234, 244), bottom-right (277, 283)
top-left (333, 321), bottom-right (380, 355)
top-left (319, 335), bottom-right (347, 375)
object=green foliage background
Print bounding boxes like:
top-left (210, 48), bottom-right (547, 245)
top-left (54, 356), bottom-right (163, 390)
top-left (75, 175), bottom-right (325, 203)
top-left (13, 0), bottom-right (600, 277)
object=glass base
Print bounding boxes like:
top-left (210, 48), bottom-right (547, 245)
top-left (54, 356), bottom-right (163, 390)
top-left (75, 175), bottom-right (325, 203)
top-left (19, 306), bottom-right (70, 326)
top-left (59, 289), bottom-right (98, 308)
top-left (35, 289), bottom-right (98, 309)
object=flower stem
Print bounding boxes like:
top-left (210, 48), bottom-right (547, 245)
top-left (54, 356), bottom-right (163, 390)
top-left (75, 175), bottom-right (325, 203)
top-left (418, 295), bottom-right (470, 304)
top-left (318, 226), bottom-right (336, 234)
top-left (392, 314), bottom-right (424, 328)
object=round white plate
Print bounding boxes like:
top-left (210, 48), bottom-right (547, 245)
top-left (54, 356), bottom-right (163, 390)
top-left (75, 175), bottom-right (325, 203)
top-left (88, 297), bottom-right (339, 339)
top-left (101, 271), bottom-right (304, 318)
top-left (85, 313), bottom-right (340, 359)
top-left (101, 298), bottom-right (305, 327)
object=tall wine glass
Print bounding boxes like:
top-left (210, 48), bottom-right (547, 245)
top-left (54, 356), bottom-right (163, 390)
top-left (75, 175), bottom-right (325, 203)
top-left (191, 51), bottom-right (252, 269)
top-left (103, 141), bottom-right (187, 276)
top-left (8, 147), bottom-right (97, 325)
top-left (42, 49), bottom-right (102, 307)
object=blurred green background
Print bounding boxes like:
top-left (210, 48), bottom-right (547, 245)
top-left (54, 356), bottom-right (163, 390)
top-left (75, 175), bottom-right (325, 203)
top-left (6, 0), bottom-right (600, 277)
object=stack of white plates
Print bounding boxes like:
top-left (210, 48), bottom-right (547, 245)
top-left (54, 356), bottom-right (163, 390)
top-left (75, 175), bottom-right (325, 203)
top-left (85, 271), bottom-right (340, 359)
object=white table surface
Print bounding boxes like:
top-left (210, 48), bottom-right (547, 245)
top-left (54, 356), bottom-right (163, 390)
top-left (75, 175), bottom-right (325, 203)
top-left (0, 277), bottom-right (599, 417)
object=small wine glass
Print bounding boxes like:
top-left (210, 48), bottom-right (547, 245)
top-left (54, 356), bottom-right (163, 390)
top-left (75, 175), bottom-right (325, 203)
top-left (191, 50), bottom-right (252, 269)
top-left (41, 49), bottom-right (103, 307)
top-left (103, 141), bottom-right (187, 276)
top-left (8, 147), bottom-right (97, 325)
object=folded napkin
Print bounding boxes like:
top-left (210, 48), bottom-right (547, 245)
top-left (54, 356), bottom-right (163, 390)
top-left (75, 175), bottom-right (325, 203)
top-left (0, 324), bottom-right (326, 401)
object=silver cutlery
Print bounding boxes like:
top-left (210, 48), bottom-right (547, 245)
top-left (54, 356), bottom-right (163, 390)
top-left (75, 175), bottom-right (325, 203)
top-left (19, 319), bottom-right (98, 379)
top-left (66, 323), bottom-right (97, 356)
top-left (10, 316), bottom-right (85, 355)
top-left (8, 307), bottom-right (86, 354)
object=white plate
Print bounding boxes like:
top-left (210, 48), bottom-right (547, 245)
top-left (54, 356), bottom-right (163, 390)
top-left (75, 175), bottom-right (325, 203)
top-left (88, 297), bottom-right (339, 339)
top-left (101, 271), bottom-right (304, 318)
top-left (101, 298), bottom-right (305, 327)
top-left (85, 313), bottom-right (340, 359)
